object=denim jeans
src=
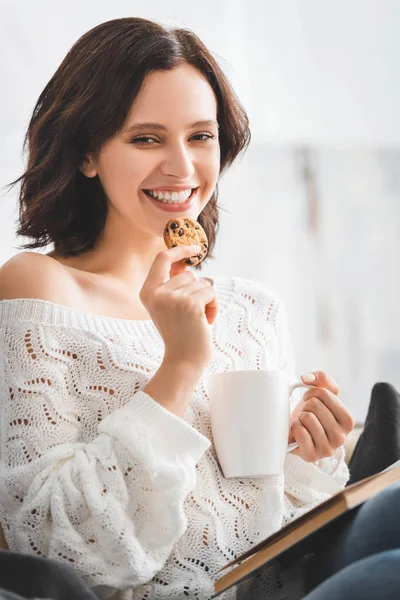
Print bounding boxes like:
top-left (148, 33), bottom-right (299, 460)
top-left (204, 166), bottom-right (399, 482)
top-left (303, 550), bottom-right (400, 600)
top-left (303, 481), bottom-right (400, 599)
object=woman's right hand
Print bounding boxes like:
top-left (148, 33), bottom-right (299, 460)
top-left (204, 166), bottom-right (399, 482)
top-left (140, 244), bottom-right (218, 374)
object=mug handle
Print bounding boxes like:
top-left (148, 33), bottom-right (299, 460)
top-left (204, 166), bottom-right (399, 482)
top-left (287, 381), bottom-right (317, 453)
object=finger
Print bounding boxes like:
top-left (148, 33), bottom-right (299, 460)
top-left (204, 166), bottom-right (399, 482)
top-left (179, 278), bottom-right (213, 296)
top-left (290, 418), bottom-right (317, 462)
top-left (169, 260), bottom-right (190, 279)
top-left (298, 412), bottom-right (333, 459)
top-left (162, 270), bottom-right (198, 292)
top-left (302, 397), bottom-right (347, 448)
top-left (145, 245), bottom-right (202, 288)
top-left (170, 249), bottom-right (202, 279)
top-left (289, 398), bottom-right (306, 425)
top-left (206, 295), bottom-right (218, 325)
top-left (190, 286), bottom-right (218, 325)
top-left (302, 388), bottom-right (355, 433)
top-left (301, 371), bottom-right (340, 395)
top-left (189, 284), bottom-right (217, 307)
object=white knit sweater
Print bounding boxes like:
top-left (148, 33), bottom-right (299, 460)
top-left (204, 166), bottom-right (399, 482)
top-left (0, 276), bottom-right (349, 600)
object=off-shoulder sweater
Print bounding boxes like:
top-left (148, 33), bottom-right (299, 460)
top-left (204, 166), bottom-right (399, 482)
top-left (0, 276), bottom-right (349, 600)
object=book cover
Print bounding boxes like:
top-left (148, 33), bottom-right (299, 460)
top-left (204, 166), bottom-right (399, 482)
top-left (214, 464), bottom-right (400, 596)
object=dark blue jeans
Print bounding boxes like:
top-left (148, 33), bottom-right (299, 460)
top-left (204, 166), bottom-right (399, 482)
top-left (303, 481), bottom-right (400, 599)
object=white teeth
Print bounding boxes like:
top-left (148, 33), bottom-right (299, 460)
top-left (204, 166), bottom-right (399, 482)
top-left (145, 189), bottom-right (193, 203)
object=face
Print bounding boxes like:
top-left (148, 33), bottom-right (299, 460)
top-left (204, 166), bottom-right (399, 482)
top-left (81, 63), bottom-right (220, 237)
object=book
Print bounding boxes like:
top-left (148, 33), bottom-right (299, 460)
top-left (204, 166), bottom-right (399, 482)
top-left (214, 463), bottom-right (400, 596)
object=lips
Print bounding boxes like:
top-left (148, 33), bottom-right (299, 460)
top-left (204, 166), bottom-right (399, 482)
top-left (142, 188), bottom-right (198, 213)
top-left (142, 188), bottom-right (195, 203)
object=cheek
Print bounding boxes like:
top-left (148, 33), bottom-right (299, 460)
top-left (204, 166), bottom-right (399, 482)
top-left (202, 148), bottom-right (220, 186)
top-left (99, 149), bottom-right (146, 193)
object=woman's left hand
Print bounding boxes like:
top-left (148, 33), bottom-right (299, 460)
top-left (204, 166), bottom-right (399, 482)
top-left (288, 371), bottom-right (355, 463)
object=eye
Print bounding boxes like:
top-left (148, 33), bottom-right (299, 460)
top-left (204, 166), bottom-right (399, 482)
top-left (130, 132), bottom-right (215, 145)
top-left (130, 136), bottom-right (158, 145)
top-left (191, 133), bottom-right (215, 142)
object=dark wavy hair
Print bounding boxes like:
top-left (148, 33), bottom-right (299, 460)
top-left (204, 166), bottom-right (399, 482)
top-left (6, 17), bottom-right (251, 268)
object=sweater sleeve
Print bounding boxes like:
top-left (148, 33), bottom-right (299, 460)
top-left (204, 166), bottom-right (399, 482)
top-left (270, 293), bottom-right (350, 523)
top-left (0, 321), bottom-right (210, 591)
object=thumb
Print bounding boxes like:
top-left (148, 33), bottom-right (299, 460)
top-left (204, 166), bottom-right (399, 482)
top-left (301, 371), bottom-right (340, 395)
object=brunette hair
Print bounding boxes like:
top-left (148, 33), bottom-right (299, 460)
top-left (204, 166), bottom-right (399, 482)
top-left (7, 17), bottom-right (251, 267)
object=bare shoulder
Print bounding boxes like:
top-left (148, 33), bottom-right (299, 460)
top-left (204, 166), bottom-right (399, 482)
top-left (0, 252), bottom-right (75, 302)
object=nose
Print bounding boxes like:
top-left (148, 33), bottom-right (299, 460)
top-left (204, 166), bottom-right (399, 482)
top-left (160, 141), bottom-right (195, 179)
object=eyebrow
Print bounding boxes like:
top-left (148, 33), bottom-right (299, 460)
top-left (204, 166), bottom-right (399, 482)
top-left (123, 119), bottom-right (219, 133)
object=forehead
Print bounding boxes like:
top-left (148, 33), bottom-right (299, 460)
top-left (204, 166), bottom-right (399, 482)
top-left (125, 64), bottom-right (217, 126)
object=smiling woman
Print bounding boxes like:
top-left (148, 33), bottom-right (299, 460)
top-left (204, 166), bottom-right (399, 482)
top-left (0, 15), bottom-right (362, 600)
top-left (6, 21), bottom-right (249, 263)
top-left (78, 64), bottom-right (222, 230)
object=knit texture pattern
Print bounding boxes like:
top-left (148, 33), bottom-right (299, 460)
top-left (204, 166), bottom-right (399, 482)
top-left (0, 276), bottom-right (349, 600)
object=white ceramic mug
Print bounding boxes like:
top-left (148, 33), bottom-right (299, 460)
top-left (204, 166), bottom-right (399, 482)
top-left (207, 369), bottom-right (315, 478)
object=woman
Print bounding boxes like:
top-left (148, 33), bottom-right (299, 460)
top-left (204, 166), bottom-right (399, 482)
top-left (0, 17), bottom-right (356, 600)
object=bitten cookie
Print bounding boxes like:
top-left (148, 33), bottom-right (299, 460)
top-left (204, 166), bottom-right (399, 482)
top-left (163, 217), bottom-right (208, 266)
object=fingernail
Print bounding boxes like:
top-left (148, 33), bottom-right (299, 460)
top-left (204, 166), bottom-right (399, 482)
top-left (190, 245), bottom-right (201, 251)
top-left (302, 373), bottom-right (316, 383)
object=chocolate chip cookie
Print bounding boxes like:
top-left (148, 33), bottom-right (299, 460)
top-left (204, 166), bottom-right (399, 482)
top-left (163, 217), bottom-right (208, 266)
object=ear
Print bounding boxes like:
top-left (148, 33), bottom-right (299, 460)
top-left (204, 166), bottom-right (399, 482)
top-left (79, 155), bottom-right (97, 178)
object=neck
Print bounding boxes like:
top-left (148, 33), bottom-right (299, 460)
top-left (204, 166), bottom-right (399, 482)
top-left (54, 216), bottom-right (166, 294)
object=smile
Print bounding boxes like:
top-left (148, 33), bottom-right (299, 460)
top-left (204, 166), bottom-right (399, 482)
top-left (142, 188), bottom-right (196, 204)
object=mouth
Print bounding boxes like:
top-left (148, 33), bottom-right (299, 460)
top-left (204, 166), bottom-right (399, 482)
top-left (141, 188), bottom-right (198, 213)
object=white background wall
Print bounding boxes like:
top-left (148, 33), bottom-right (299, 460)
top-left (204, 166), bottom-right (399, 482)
top-left (1, 0), bottom-right (399, 421)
